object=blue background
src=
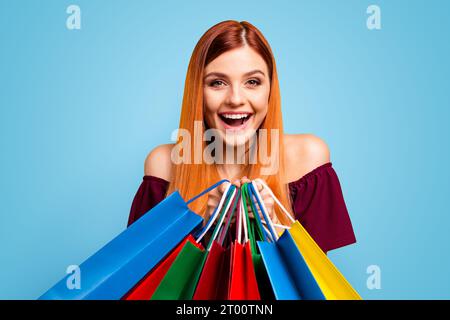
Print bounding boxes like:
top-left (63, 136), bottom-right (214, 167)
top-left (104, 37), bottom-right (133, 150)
top-left (1, 0), bottom-right (449, 299)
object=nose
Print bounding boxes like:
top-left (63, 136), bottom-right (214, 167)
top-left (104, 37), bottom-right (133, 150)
top-left (226, 84), bottom-right (245, 107)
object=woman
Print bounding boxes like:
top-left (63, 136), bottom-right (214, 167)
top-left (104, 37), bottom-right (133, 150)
top-left (128, 20), bottom-right (356, 254)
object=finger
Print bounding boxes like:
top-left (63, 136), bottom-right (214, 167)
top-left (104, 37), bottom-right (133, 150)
top-left (206, 203), bottom-right (219, 212)
top-left (232, 179), bottom-right (241, 188)
top-left (256, 180), bottom-right (263, 192)
top-left (271, 213), bottom-right (281, 225)
top-left (207, 192), bottom-right (220, 202)
top-left (259, 189), bottom-right (271, 199)
top-left (219, 181), bottom-right (230, 194)
top-left (211, 188), bottom-right (222, 196)
top-left (262, 195), bottom-right (274, 206)
top-left (248, 205), bottom-right (266, 220)
top-left (241, 176), bottom-right (251, 184)
top-left (268, 207), bottom-right (280, 225)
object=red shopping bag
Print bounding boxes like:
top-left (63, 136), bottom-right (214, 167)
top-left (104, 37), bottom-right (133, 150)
top-left (192, 241), bottom-right (231, 300)
top-left (123, 235), bottom-right (202, 300)
top-left (228, 241), bottom-right (261, 300)
top-left (227, 190), bottom-right (261, 300)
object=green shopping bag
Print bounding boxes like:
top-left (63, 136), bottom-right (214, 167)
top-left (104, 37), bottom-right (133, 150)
top-left (151, 184), bottom-right (237, 300)
top-left (241, 183), bottom-right (275, 300)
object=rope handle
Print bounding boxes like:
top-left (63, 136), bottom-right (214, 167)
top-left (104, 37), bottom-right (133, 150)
top-left (253, 178), bottom-right (296, 223)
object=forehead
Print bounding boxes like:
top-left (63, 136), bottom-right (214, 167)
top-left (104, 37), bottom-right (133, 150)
top-left (204, 46), bottom-right (269, 77)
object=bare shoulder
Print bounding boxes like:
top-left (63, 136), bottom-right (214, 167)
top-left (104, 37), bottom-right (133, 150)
top-left (144, 143), bottom-right (174, 181)
top-left (283, 134), bottom-right (331, 183)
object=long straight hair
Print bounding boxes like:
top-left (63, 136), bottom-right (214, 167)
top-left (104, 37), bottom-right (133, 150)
top-left (167, 20), bottom-right (293, 224)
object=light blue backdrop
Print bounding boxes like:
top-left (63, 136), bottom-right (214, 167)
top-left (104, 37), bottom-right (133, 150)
top-left (1, 0), bottom-right (449, 299)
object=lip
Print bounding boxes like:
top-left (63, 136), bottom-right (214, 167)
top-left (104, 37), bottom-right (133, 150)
top-left (217, 113), bottom-right (253, 131)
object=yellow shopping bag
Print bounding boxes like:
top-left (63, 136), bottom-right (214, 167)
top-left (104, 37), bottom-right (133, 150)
top-left (289, 221), bottom-right (361, 300)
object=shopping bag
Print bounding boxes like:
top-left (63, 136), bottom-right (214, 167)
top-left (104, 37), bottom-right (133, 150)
top-left (257, 231), bottom-right (326, 300)
top-left (39, 180), bottom-right (228, 300)
top-left (151, 184), bottom-right (237, 300)
top-left (251, 179), bottom-right (361, 300)
top-left (228, 241), bottom-right (261, 300)
top-left (289, 221), bottom-right (361, 299)
top-left (123, 235), bottom-right (201, 300)
top-left (150, 239), bottom-right (207, 300)
top-left (192, 238), bottom-right (231, 300)
top-left (228, 191), bottom-right (260, 300)
top-left (193, 190), bottom-right (240, 300)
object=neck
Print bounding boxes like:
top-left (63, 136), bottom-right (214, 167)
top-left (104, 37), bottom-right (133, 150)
top-left (216, 163), bottom-right (248, 181)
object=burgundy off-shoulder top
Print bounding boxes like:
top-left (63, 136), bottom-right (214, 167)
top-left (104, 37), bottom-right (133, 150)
top-left (128, 162), bottom-right (356, 253)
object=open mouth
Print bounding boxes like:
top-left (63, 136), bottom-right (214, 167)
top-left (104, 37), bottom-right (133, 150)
top-left (218, 112), bottom-right (252, 128)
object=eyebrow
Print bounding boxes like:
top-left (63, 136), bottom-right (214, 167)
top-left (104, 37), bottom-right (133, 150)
top-left (204, 69), bottom-right (266, 79)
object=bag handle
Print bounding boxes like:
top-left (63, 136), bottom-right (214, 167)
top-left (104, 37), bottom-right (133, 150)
top-left (210, 188), bottom-right (239, 248)
top-left (240, 183), bottom-right (255, 251)
top-left (236, 193), bottom-right (242, 244)
top-left (241, 184), bottom-right (256, 244)
top-left (186, 179), bottom-right (230, 205)
top-left (239, 195), bottom-right (249, 244)
top-left (253, 179), bottom-right (296, 224)
top-left (239, 195), bottom-right (248, 244)
top-left (241, 182), bottom-right (271, 251)
top-left (190, 179), bottom-right (230, 240)
top-left (205, 186), bottom-right (237, 251)
top-left (248, 182), bottom-right (279, 241)
top-left (195, 183), bottom-right (235, 243)
top-left (246, 182), bottom-right (289, 233)
top-left (243, 183), bottom-right (269, 243)
top-left (217, 190), bottom-right (240, 246)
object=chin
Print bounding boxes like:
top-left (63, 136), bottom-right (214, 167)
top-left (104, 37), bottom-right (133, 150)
top-left (219, 128), bottom-right (258, 147)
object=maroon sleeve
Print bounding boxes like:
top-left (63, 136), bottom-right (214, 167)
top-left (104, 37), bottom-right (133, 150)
top-left (127, 176), bottom-right (170, 227)
top-left (288, 162), bottom-right (356, 253)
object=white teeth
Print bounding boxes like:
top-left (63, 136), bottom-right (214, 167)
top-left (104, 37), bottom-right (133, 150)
top-left (221, 114), bottom-right (250, 119)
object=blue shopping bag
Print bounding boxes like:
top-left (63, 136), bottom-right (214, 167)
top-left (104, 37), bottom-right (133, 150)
top-left (257, 232), bottom-right (325, 300)
top-left (39, 180), bottom-right (228, 300)
top-left (247, 182), bottom-right (325, 300)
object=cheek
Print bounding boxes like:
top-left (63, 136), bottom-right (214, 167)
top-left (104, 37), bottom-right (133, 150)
top-left (203, 89), bottom-right (222, 126)
top-left (203, 89), bottom-right (224, 112)
top-left (250, 90), bottom-right (270, 117)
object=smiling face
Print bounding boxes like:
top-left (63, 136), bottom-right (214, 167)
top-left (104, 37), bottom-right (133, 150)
top-left (203, 46), bottom-right (271, 146)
